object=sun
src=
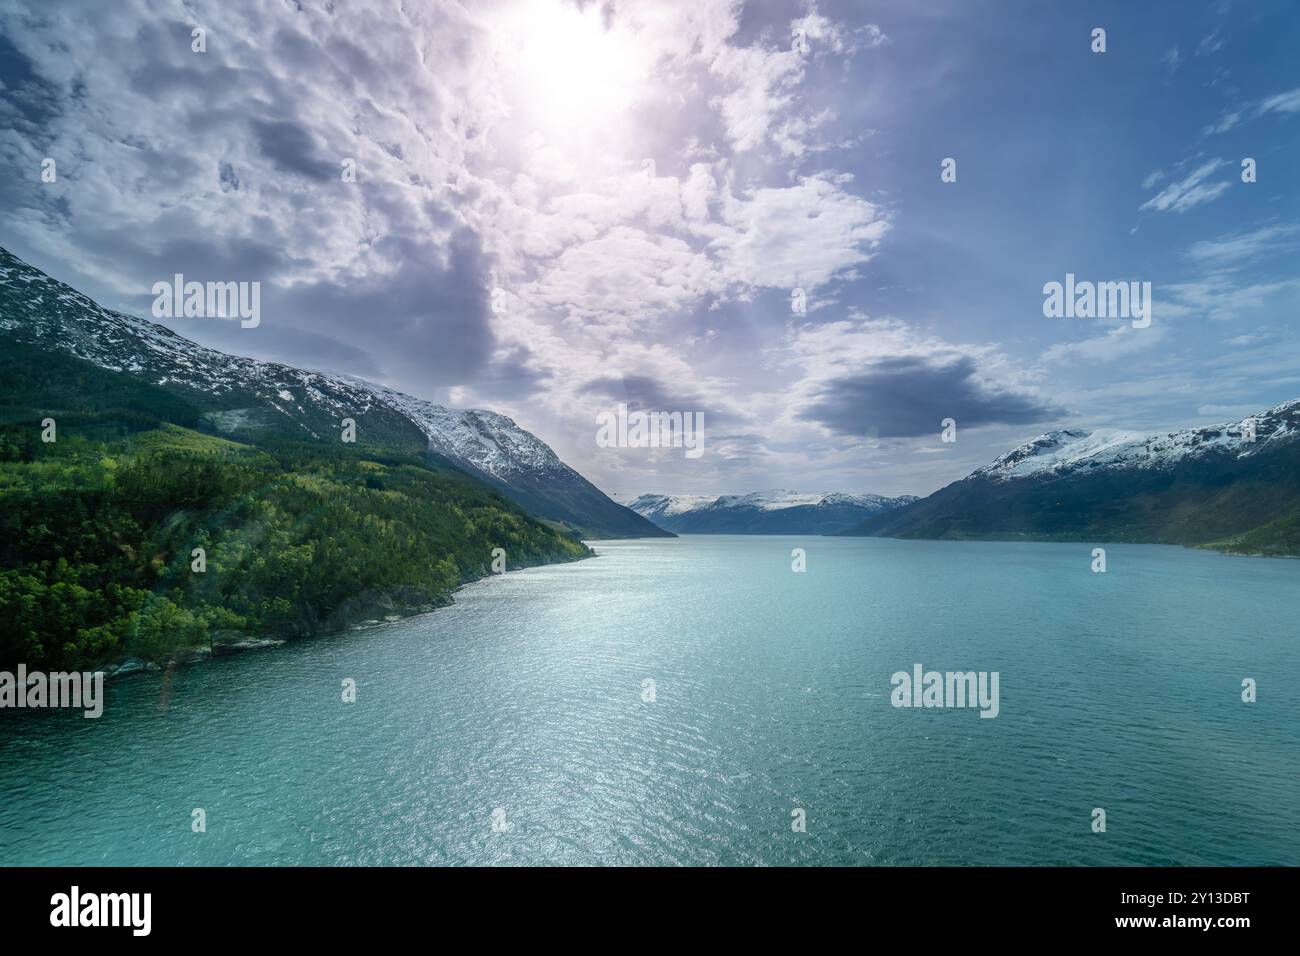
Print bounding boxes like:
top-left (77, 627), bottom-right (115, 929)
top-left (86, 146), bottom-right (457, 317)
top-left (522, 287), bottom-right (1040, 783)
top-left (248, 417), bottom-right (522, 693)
top-left (489, 0), bottom-right (652, 155)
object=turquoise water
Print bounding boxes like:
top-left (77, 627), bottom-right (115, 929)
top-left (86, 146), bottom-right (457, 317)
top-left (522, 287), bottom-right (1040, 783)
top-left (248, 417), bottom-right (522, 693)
top-left (1, 536), bottom-right (1297, 866)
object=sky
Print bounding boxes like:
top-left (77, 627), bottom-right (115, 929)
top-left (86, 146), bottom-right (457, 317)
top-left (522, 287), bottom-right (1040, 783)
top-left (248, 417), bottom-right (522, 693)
top-left (2, 0), bottom-right (1298, 497)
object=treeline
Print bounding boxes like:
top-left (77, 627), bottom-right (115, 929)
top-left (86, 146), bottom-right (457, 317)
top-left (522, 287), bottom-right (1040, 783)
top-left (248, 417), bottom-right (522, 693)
top-left (0, 422), bottom-right (589, 671)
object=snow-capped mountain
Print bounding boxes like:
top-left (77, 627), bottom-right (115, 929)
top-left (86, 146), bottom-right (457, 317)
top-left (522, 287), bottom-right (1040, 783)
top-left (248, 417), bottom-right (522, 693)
top-left (352, 379), bottom-right (666, 537)
top-left (846, 400), bottom-right (1300, 554)
top-left (627, 490), bottom-right (918, 534)
top-left (972, 403), bottom-right (1299, 482)
top-left (347, 379), bottom-right (569, 480)
top-left (0, 246), bottom-right (666, 539)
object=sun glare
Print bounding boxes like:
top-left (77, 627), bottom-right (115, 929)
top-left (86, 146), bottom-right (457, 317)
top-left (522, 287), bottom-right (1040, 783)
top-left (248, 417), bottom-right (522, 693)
top-left (491, 1), bottom-right (651, 155)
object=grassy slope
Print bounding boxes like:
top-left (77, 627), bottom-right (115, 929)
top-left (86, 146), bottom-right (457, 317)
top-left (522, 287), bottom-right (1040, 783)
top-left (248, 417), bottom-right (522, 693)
top-left (1197, 506), bottom-right (1300, 557)
top-left (0, 347), bottom-right (591, 671)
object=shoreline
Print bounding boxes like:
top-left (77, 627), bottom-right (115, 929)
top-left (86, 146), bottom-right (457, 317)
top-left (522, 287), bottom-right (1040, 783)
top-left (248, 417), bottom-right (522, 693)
top-left (99, 549), bottom-right (598, 682)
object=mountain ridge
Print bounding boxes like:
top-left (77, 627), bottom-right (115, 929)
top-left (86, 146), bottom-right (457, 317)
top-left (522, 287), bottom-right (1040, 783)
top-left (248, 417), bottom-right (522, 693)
top-left (843, 401), bottom-right (1300, 556)
top-left (626, 489), bottom-right (919, 534)
top-left (0, 246), bottom-right (667, 539)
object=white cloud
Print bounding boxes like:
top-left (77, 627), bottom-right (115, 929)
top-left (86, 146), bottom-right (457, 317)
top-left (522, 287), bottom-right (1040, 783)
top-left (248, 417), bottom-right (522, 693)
top-left (1258, 87), bottom-right (1300, 115)
top-left (1163, 274), bottom-right (1300, 321)
top-left (1203, 86), bottom-right (1300, 136)
top-left (708, 43), bottom-right (805, 153)
top-left (1203, 110), bottom-right (1242, 135)
top-left (1041, 324), bottom-right (1168, 364)
top-left (1187, 224), bottom-right (1300, 265)
top-left (709, 172), bottom-right (890, 290)
top-left (1139, 159), bottom-right (1231, 213)
top-left (1196, 31), bottom-right (1225, 56)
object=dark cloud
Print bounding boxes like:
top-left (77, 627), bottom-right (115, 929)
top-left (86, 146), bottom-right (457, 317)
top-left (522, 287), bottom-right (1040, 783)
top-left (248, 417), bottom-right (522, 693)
top-left (464, 345), bottom-right (550, 402)
top-left (579, 372), bottom-right (747, 429)
top-left (0, 33), bottom-right (61, 134)
top-left (83, 230), bottom-right (300, 295)
top-left (799, 355), bottom-right (1061, 438)
top-left (218, 161), bottom-right (240, 192)
top-left (580, 373), bottom-right (697, 411)
top-left (165, 317), bottom-right (385, 379)
top-left (275, 228), bottom-right (497, 385)
top-left (250, 119), bottom-right (337, 181)
top-left (89, 225), bottom-right (498, 389)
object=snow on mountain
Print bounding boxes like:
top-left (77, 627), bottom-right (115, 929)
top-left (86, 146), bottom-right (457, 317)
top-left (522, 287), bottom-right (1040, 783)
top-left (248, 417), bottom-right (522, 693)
top-left (0, 245), bottom-right (667, 538)
top-left (345, 378), bottom-right (568, 480)
top-left (0, 248), bottom-right (389, 441)
top-left (701, 490), bottom-right (909, 512)
top-left (628, 490), bottom-right (918, 534)
top-left (0, 246), bottom-right (564, 475)
top-left (627, 493), bottom-right (721, 517)
top-left (971, 401), bottom-right (1300, 483)
top-left (846, 398), bottom-right (1300, 550)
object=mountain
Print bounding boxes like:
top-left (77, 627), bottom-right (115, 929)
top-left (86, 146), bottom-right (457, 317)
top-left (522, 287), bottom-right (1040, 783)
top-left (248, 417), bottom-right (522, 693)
top-left (0, 344), bottom-right (594, 674)
top-left (353, 381), bottom-right (668, 538)
top-left (626, 490), bottom-right (919, 534)
top-left (843, 401), bottom-right (1300, 556)
top-left (0, 246), bottom-right (666, 539)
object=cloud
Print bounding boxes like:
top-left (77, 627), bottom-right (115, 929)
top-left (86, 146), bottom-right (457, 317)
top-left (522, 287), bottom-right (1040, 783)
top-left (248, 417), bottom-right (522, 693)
top-left (1203, 86), bottom-right (1300, 136)
top-left (0, 34), bottom-right (61, 133)
top-left (1041, 324), bottom-right (1168, 364)
top-left (1258, 87), bottom-right (1300, 115)
top-left (579, 373), bottom-right (707, 413)
top-left (798, 354), bottom-right (1060, 438)
top-left (249, 119), bottom-right (337, 181)
top-left (0, 0), bottom-right (496, 392)
top-left (273, 229), bottom-right (498, 383)
top-left (1163, 273), bottom-right (1300, 321)
top-left (711, 172), bottom-right (890, 290)
top-left (1202, 110), bottom-right (1241, 135)
top-left (785, 317), bottom-right (1061, 440)
top-left (164, 315), bottom-right (385, 377)
top-left (1187, 224), bottom-right (1300, 265)
top-left (1139, 159), bottom-right (1230, 213)
top-left (704, 4), bottom-right (885, 155)
top-left (1223, 333), bottom-right (1269, 346)
top-left (15, 0), bottom-right (1281, 500)
top-left (709, 43), bottom-right (804, 153)
top-left (1196, 31), bottom-right (1225, 56)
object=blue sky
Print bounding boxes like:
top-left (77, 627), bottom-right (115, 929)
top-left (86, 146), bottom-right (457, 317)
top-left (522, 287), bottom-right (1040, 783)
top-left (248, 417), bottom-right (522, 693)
top-left (2, 0), bottom-right (1298, 496)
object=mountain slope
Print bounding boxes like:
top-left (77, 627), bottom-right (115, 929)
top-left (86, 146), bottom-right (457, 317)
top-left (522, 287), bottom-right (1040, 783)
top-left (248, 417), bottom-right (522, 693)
top-left (844, 401), bottom-right (1300, 555)
top-left (352, 381), bottom-right (669, 538)
top-left (0, 246), bottom-right (665, 539)
top-left (628, 490), bottom-right (918, 534)
top-left (0, 346), bottom-right (591, 672)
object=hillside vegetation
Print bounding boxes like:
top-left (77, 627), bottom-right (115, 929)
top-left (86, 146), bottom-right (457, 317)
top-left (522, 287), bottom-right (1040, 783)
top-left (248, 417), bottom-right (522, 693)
top-left (0, 346), bottom-right (590, 672)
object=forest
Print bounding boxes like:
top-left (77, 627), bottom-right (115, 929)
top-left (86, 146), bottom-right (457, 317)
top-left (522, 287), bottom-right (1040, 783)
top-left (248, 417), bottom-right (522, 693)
top-left (0, 347), bottom-right (590, 672)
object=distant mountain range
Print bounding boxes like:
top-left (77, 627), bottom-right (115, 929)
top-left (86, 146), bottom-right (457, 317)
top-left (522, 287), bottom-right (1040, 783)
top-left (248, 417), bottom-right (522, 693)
top-left (624, 490), bottom-right (919, 534)
top-left (844, 402), bottom-right (1300, 556)
top-left (0, 247), bottom-right (666, 539)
